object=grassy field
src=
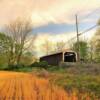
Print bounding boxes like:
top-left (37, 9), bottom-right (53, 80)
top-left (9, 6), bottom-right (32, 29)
top-left (0, 71), bottom-right (99, 100)
top-left (31, 63), bottom-right (100, 98)
top-left (0, 71), bottom-right (69, 100)
top-left (0, 63), bottom-right (100, 99)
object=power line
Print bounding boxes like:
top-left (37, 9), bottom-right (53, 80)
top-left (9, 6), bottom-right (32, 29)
top-left (67, 24), bottom-right (98, 43)
top-left (65, 23), bottom-right (98, 51)
top-left (79, 24), bottom-right (97, 35)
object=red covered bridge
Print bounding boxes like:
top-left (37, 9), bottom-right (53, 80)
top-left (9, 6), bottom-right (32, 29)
top-left (40, 51), bottom-right (77, 65)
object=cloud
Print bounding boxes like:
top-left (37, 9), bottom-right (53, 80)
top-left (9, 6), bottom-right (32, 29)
top-left (0, 0), bottom-right (100, 27)
top-left (31, 0), bottom-right (100, 26)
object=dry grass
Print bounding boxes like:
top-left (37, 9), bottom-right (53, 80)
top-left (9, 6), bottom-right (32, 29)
top-left (0, 71), bottom-right (99, 100)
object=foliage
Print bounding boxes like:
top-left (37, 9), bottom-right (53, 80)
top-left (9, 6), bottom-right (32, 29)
top-left (30, 61), bottom-right (48, 69)
top-left (90, 19), bottom-right (100, 62)
top-left (97, 19), bottom-right (100, 25)
top-left (20, 52), bottom-right (34, 65)
top-left (0, 32), bottom-right (11, 54)
top-left (72, 41), bottom-right (88, 61)
top-left (55, 41), bottom-right (66, 52)
top-left (42, 39), bottom-right (54, 55)
top-left (0, 32), bottom-right (12, 66)
top-left (91, 28), bottom-right (100, 62)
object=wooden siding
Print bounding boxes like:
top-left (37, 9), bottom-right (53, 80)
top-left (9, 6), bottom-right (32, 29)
top-left (40, 53), bottom-right (63, 65)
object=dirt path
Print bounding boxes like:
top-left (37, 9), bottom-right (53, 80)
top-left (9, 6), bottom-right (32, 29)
top-left (0, 71), bottom-right (67, 100)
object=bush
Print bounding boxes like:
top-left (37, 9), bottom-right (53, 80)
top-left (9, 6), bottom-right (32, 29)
top-left (39, 61), bottom-right (48, 69)
top-left (30, 62), bottom-right (39, 67)
top-left (30, 61), bottom-right (48, 69)
top-left (4, 64), bottom-right (25, 70)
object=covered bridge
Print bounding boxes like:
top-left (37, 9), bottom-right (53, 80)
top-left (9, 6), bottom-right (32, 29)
top-left (40, 51), bottom-right (77, 65)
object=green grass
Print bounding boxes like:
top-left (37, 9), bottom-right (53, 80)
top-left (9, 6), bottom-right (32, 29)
top-left (45, 64), bottom-right (100, 97)
top-left (28, 63), bottom-right (100, 97)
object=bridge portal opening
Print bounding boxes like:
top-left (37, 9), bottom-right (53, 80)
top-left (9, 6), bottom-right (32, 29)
top-left (64, 52), bottom-right (76, 62)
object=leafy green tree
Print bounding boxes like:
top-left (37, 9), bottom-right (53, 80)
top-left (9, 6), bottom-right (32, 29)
top-left (91, 29), bottom-right (100, 62)
top-left (90, 19), bottom-right (100, 62)
top-left (0, 32), bottom-right (12, 66)
top-left (72, 41), bottom-right (88, 61)
top-left (0, 33), bottom-right (10, 53)
top-left (97, 19), bottom-right (100, 25)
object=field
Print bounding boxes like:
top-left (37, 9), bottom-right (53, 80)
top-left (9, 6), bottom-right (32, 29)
top-left (0, 71), bottom-right (71, 100)
top-left (32, 63), bottom-right (100, 99)
top-left (0, 71), bottom-right (99, 100)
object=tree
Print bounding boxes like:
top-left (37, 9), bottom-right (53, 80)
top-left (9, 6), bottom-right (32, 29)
top-left (97, 19), bottom-right (100, 25)
top-left (20, 52), bottom-right (35, 65)
top-left (91, 29), bottom-right (100, 62)
top-left (5, 18), bottom-right (36, 65)
top-left (72, 41), bottom-right (88, 61)
top-left (55, 41), bottom-right (66, 52)
top-left (42, 39), bottom-right (53, 55)
top-left (0, 32), bottom-right (11, 66)
top-left (0, 33), bottom-right (10, 54)
top-left (90, 19), bottom-right (100, 62)
top-left (88, 42), bottom-right (94, 62)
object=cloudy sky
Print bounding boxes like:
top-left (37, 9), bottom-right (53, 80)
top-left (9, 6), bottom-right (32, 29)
top-left (0, 0), bottom-right (100, 56)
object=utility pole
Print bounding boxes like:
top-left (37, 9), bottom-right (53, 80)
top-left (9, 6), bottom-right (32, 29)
top-left (75, 14), bottom-right (80, 62)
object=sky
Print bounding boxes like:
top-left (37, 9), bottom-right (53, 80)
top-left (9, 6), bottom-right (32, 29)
top-left (0, 0), bottom-right (100, 56)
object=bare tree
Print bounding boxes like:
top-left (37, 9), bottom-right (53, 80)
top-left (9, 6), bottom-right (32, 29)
top-left (55, 41), bottom-right (66, 52)
top-left (5, 18), bottom-right (36, 65)
top-left (42, 39), bottom-right (53, 55)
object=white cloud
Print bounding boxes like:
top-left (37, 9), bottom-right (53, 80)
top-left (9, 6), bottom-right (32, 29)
top-left (0, 0), bottom-right (100, 27)
top-left (31, 0), bottom-right (100, 26)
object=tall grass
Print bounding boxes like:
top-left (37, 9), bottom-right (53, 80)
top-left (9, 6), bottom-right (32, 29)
top-left (0, 71), bottom-right (99, 100)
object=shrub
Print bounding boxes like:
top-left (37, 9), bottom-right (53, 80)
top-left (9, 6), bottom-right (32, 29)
top-left (30, 61), bottom-right (48, 69)
top-left (39, 61), bottom-right (48, 69)
top-left (30, 62), bottom-right (39, 67)
top-left (4, 64), bottom-right (25, 70)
